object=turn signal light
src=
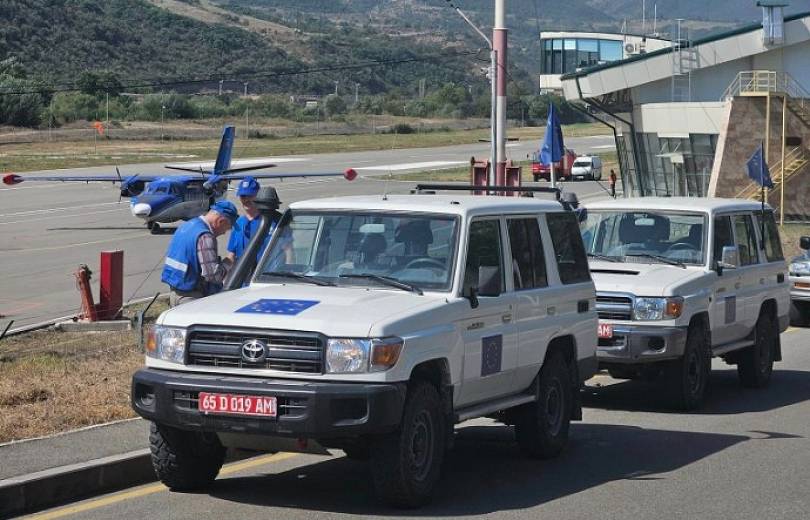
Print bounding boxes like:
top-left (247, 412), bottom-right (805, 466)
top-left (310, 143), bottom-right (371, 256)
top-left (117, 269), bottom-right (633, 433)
top-left (665, 299), bottom-right (684, 319)
top-left (344, 168), bottom-right (358, 181)
top-left (145, 326), bottom-right (157, 353)
top-left (370, 339), bottom-right (403, 371)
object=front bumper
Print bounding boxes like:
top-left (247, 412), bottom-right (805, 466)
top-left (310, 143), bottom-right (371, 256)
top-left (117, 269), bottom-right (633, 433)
top-left (597, 323), bottom-right (689, 365)
top-left (131, 368), bottom-right (406, 439)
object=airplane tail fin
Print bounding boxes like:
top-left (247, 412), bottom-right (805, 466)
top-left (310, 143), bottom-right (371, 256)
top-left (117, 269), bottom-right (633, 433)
top-left (213, 126), bottom-right (236, 175)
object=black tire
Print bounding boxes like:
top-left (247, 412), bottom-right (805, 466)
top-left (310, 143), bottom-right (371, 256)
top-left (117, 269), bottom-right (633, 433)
top-left (370, 382), bottom-right (445, 508)
top-left (738, 310), bottom-right (776, 388)
top-left (666, 323), bottom-right (710, 411)
top-left (149, 422), bottom-right (226, 491)
top-left (790, 301), bottom-right (810, 327)
top-left (514, 350), bottom-right (572, 459)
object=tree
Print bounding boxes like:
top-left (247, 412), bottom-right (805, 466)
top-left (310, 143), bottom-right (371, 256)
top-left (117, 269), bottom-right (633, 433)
top-left (77, 70), bottom-right (123, 97)
top-left (323, 94), bottom-right (347, 117)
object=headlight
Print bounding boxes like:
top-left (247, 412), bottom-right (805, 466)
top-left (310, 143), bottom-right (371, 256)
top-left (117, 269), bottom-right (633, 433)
top-left (790, 261), bottom-right (810, 276)
top-left (145, 325), bottom-right (187, 364)
top-left (326, 337), bottom-right (403, 373)
top-left (633, 297), bottom-right (683, 321)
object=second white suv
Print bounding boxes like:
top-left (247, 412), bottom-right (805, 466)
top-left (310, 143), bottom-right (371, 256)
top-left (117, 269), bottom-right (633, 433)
top-left (581, 197), bottom-right (789, 410)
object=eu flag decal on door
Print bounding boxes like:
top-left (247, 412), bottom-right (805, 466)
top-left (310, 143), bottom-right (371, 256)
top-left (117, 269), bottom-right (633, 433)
top-left (481, 335), bottom-right (503, 376)
top-left (235, 299), bottom-right (320, 316)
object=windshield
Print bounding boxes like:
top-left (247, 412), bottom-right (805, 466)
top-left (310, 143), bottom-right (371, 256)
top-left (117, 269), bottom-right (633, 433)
top-left (573, 161), bottom-right (590, 167)
top-left (581, 210), bottom-right (706, 265)
top-left (256, 211), bottom-right (459, 291)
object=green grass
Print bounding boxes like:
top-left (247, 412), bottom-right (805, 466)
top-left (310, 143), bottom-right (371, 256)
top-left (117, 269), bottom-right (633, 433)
top-left (0, 122), bottom-right (611, 173)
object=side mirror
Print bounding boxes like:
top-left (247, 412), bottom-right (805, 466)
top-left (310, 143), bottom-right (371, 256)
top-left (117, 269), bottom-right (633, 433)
top-left (718, 245), bottom-right (739, 271)
top-left (800, 236), bottom-right (810, 250)
top-left (477, 266), bottom-right (502, 297)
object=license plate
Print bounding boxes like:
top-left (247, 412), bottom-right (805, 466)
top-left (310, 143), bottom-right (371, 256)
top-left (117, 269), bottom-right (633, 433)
top-left (597, 322), bottom-right (614, 339)
top-left (198, 392), bottom-right (277, 418)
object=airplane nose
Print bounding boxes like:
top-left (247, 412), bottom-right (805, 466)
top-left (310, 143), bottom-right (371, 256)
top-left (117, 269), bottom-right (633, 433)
top-left (131, 203), bottom-right (151, 217)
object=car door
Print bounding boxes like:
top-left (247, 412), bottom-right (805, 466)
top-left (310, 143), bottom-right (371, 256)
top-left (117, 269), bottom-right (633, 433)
top-left (709, 214), bottom-right (741, 346)
top-left (732, 212), bottom-right (763, 335)
top-left (457, 217), bottom-right (519, 406)
top-left (506, 215), bottom-right (555, 390)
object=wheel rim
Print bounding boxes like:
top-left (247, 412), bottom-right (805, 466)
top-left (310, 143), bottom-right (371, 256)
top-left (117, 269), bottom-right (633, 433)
top-left (686, 346), bottom-right (703, 395)
top-left (407, 409), bottom-right (434, 482)
top-left (544, 378), bottom-right (564, 436)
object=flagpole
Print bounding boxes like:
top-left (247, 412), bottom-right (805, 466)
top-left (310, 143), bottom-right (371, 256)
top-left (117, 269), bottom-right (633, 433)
top-left (761, 140), bottom-right (766, 247)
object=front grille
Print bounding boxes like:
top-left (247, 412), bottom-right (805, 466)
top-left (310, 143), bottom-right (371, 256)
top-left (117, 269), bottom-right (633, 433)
top-left (173, 391), bottom-right (308, 418)
top-left (187, 329), bottom-right (323, 373)
top-left (595, 293), bottom-right (633, 321)
top-left (598, 335), bottom-right (627, 348)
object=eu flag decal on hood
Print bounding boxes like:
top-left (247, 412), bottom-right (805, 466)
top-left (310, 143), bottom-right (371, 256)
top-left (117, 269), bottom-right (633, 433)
top-left (236, 299), bottom-right (320, 315)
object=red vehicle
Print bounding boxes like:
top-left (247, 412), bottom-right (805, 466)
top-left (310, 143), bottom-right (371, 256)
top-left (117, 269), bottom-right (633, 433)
top-left (531, 148), bottom-right (576, 182)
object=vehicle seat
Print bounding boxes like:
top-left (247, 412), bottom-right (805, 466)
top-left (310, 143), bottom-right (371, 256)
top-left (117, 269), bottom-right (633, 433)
top-left (358, 233), bottom-right (387, 267)
top-left (685, 225), bottom-right (703, 249)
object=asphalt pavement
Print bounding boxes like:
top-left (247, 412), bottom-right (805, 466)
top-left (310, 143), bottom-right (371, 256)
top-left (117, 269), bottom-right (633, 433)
top-left (18, 326), bottom-right (810, 520)
top-left (0, 135), bottom-right (614, 330)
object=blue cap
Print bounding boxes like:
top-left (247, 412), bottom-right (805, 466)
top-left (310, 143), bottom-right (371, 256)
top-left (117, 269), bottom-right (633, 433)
top-left (210, 200), bottom-right (238, 224)
top-left (236, 176), bottom-right (260, 197)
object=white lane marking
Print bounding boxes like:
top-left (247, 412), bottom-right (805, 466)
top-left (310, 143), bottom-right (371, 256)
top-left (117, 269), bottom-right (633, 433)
top-left (165, 157), bottom-right (309, 169)
top-left (591, 145), bottom-right (615, 149)
top-left (354, 160), bottom-right (466, 171)
top-left (0, 208), bottom-right (128, 226)
top-left (506, 143), bottom-right (521, 148)
top-left (0, 201), bottom-right (122, 218)
top-left (0, 231), bottom-right (147, 253)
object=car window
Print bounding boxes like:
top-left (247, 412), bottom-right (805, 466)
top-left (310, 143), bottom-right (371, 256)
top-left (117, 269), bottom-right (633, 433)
top-left (760, 211), bottom-right (784, 262)
top-left (734, 214), bottom-right (759, 266)
top-left (463, 219), bottom-right (504, 295)
top-left (257, 211), bottom-right (459, 291)
top-left (712, 215), bottom-right (734, 265)
top-left (507, 217), bottom-right (548, 290)
top-left (547, 212), bottom-right (590, 284)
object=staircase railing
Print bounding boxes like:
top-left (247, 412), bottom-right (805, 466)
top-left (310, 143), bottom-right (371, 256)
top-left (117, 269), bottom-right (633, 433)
top-left (734, 146), bottom-right (806, 199)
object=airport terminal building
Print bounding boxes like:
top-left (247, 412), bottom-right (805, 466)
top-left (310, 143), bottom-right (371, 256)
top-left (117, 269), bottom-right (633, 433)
top-left (561, 5), bottom-right (810, 221)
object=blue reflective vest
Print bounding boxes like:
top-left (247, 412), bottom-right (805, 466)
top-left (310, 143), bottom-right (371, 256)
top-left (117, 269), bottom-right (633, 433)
top-left (227, 214), bottom-right (278, 263)
top-left (161, 217), bottom-right (211, 292)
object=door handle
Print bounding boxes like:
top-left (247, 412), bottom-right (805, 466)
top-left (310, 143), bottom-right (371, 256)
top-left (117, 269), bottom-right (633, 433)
top-left (735, 282), bottom-right (741, 289)
top-left (501, 313), bottom-right (512, 323)
top-left (547, 306), bottom-right (556, 316)
top-left (759, 278), bottom-right (766, 285)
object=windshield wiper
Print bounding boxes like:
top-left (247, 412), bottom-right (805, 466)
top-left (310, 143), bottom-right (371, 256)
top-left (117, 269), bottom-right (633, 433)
top-left (263, 271), bottom-right (336, 286)
top-left (587, 253), bottom-right (619, 263)
top-left (339, 273), bottom-right (423, 295)
top-left (625, 253), bottom-right (686, 269)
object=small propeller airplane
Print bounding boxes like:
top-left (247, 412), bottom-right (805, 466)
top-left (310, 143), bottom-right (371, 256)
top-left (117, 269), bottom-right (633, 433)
top-left (3, 125), bottom-right (357, 233)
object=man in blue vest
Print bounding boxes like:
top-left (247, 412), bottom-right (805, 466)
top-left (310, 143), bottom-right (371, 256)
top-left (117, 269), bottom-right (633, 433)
top-left (227, 177), bottom-right (283, 264)
top-left (162, 200), bottom-right (238, 307)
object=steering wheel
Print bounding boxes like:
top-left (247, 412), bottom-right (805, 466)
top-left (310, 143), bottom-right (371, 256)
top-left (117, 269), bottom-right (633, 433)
top-left (403, 258), bottom-right (446, 271)
top-left (667, 242), bottom-right (698, 252)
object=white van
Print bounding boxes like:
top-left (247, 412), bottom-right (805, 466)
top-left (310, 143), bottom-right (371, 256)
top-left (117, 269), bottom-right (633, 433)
top-left (571, 156), bottom-right (602, 181)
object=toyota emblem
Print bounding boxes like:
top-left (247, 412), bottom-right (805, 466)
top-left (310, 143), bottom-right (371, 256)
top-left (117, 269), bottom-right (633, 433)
top-left (241, 339), bottom-right (267, 363)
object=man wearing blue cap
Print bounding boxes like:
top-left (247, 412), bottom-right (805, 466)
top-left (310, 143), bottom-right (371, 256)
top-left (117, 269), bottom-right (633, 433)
top-left (227, 176), bottom-right (282, 263)
top-left (162, 200), bottom-right (238, 306)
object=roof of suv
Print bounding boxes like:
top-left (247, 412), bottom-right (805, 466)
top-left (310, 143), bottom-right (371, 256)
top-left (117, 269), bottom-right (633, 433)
top-left (290, 194), bottom-right (565, 216)
top-left (583, 197), bottom-right (772, 214)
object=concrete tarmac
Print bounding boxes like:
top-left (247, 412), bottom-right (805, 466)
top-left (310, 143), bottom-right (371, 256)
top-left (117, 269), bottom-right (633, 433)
top-left (22, 326), bottom-right (810, 520)
top-left (0, 135), bottom-right (613, 329)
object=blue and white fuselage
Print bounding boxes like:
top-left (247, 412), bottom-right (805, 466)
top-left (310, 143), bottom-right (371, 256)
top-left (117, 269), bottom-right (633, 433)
top-left (129, 177), bottom-right (225, 224)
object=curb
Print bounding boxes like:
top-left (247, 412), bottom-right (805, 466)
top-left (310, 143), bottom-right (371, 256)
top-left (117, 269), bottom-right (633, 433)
top-left (0, 449), bottom-right (155, 519)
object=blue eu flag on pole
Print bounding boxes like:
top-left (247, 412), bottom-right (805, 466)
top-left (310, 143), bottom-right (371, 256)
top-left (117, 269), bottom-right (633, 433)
top-left (746, 143), bottom-right (774, 189)
top-left (540, 103), bottom-right (565, 166)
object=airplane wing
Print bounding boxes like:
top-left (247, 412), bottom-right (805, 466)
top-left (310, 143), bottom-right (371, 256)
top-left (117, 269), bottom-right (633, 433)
top-left (2, 173), bottom-right (161, 185)
top-left (222, 169), bottom-right (358, 182)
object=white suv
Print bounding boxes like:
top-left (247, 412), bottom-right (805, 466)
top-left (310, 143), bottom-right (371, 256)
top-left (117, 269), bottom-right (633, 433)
top-left (788, 236), bottom-right (810, 325)
top-left (581, 197), bottom-right (789, 410)
top-left (132, 194), bottom-right (597, 507)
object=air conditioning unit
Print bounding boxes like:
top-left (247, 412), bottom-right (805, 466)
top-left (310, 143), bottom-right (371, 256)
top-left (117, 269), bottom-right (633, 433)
top-left (624, 42), bottom-right (647, 55)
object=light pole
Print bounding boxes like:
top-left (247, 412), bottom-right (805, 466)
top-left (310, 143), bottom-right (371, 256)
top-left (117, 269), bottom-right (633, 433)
top-left (218, 80), bottom-right (224, 96)
top-left (243, 82), bottom-right (248, 96)
top-left (160, 105), bottom-right (165, 141)
top-left (334, 81), bottom-right (339, 96)
top-left (450, 4), bottom-right (497, 188)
